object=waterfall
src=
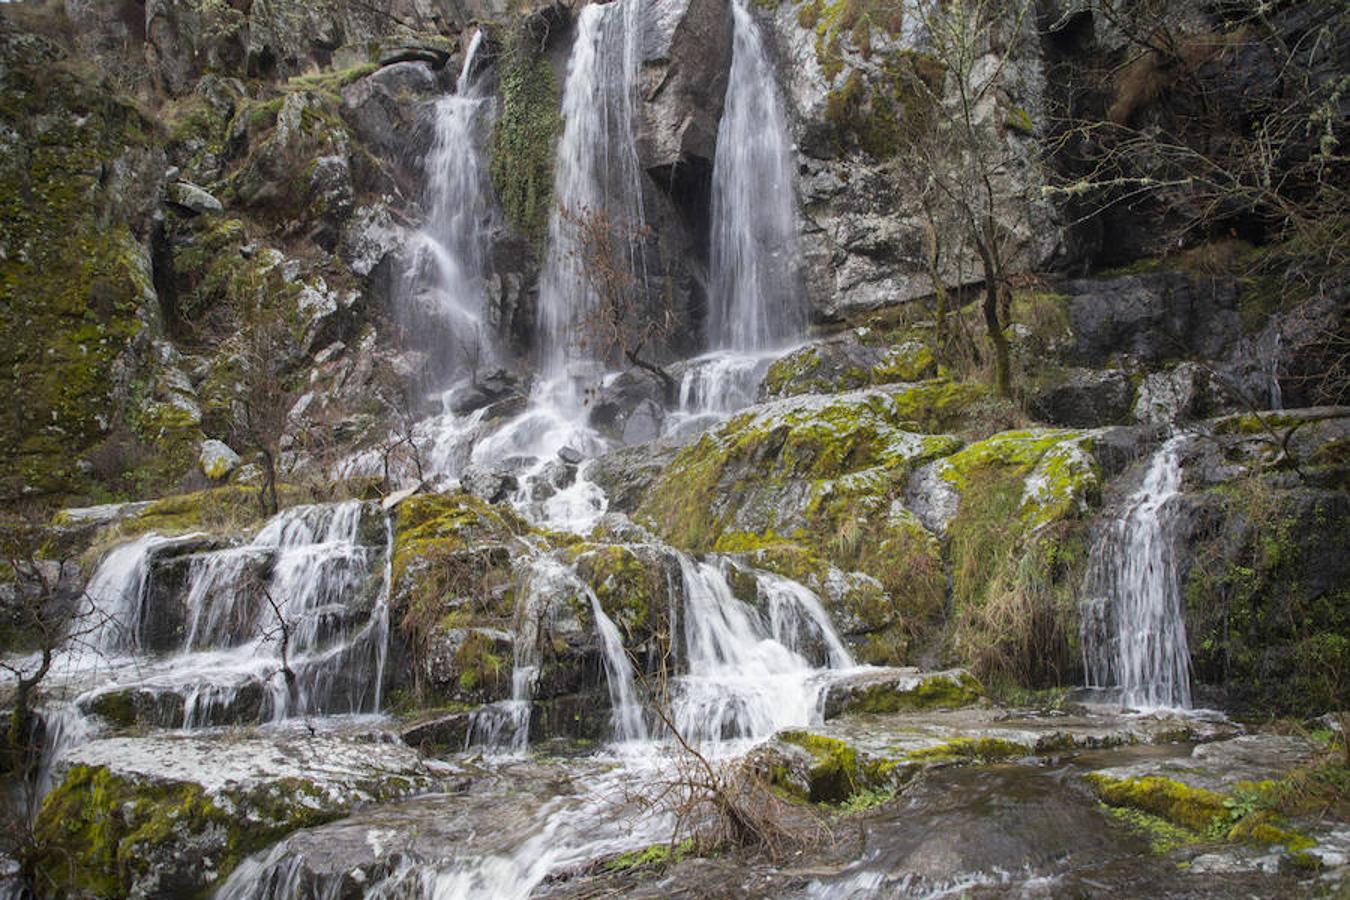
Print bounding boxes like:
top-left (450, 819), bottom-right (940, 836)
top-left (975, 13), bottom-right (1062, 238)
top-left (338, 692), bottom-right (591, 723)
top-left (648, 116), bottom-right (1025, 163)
top-left (83, 533), bottom-right (182, 654)
top-left (69, 502), bottom-right (392, 729)
top-left (587, 590), bottom-right (648, 743)
top-left (397, 29), bottom-right (495, 392)
top-left (706, 0), bottom-right (805, 352)
top-left (1080, 436), bottom-right (1193, 709)
top-left (536, 0), bottom-right (648, 382)
top-left (671, 555), bottom-right (846, 744)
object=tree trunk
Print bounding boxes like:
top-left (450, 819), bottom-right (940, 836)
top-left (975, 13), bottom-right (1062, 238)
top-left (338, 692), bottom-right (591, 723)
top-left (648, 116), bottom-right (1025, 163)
top-left (976, 243), bottom-right (1011, 397)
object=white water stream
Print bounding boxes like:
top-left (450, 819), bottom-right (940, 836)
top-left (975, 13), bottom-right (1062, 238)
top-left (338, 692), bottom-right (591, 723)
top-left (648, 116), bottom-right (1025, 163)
top-left (707, 0), bottom-right (805, 352)
top-left (1080, 436), bottom-right (1194, 709)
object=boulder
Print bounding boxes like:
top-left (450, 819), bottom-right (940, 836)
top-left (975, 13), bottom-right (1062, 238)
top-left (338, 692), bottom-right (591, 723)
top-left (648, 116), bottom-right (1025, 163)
top-left (32, 732), bottom-right (449, 897)
top-left (166, 180), bottom-right (224, 215)
top-left (198, 439), bottom-right (242, 481)
top-left (1029, 368), bottom-right (1134, 427)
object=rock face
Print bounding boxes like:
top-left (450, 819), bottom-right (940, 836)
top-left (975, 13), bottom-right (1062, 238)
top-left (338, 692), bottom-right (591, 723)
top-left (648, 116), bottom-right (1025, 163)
top-left (752, 0), bottom-right (1058, 321)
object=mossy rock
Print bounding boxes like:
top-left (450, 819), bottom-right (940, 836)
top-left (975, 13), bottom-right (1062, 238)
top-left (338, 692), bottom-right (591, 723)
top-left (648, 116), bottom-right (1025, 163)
top-left (0, 40), bottom-right (161, 499)
top-left (759, 338), bottom-right (938, 400)
top-left (573, 543), bottom-right (676, 655)
top-left (822, 668), bottom-right (986, 717)
top-left (939, 429), bottom-right (1099, 686)
top-left (1183, 480), bottom-right (1350, 716)
top-left (903, 736), bottom-right (1031, 764)
top-left (774, 730), bottom-right (908, 805)
top-left (1085, 773), bottom-right (1228, 832)
top-left (636, 388), bottom-right (966, 661)
top-left (31, 765), bottom-right (339, 897)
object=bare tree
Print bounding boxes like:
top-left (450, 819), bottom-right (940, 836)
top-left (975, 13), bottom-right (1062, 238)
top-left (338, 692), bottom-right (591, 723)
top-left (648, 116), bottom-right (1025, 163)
top-left (227, 307), bottom-right (299, 518)
top-left (0, 510), bottom-right (84, 781)
top-left (890, 0), bottom-right (1039, 398)
top-left (564, 205), bottom-right (680, 403)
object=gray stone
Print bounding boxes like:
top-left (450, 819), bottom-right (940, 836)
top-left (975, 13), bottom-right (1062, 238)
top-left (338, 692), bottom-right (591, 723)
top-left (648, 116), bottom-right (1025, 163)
top-left (620, 399), bottom-right (664, 445)
top-left (1029, 368), bottom-right (1135, 427)
top-left (459, 464), bottom-right (518, 504)
top-left (166, 180), bottom-right (223, 215)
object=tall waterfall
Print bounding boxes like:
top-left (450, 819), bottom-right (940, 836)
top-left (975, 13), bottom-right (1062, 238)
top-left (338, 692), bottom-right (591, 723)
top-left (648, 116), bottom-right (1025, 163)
top-left (706, 0), bottom-right (805, 352)
top-left (397, 30), bottom-right (494, 391)
top-left (536, 0), bottom-right (648, 382)
top-left (1080, 437), bottom-right (1193, 709)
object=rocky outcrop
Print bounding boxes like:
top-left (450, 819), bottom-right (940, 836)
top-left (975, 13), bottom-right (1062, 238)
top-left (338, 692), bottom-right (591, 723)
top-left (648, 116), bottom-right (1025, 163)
top-left (32, 732), bottom-right (449, 897)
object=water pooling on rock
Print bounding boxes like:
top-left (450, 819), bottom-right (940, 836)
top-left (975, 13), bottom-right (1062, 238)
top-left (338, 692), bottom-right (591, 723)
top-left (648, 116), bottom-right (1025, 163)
top-left (1080, 435), bottom-right (1194, 709)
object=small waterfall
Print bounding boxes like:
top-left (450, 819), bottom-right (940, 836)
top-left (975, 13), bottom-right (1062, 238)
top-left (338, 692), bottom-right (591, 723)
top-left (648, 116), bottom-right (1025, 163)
top-left (397, 29), bottom-right (495, 392)
top-left (67, 501), bottom-right (392, 730)
top-left (83, 533), bottom-right (181, 654)
top-left (536, 0), bottom-right (648, 382)
top-left (671, 554), bottom-right (844, 744)
top-left (466, 557), bottom-right (564, 753)
top-left (707, 0), bottom-right (805, 352)
top-left (1080, 436), bottom-right (1193, 709)
top-left (587, 589), bottom-right (648, 743)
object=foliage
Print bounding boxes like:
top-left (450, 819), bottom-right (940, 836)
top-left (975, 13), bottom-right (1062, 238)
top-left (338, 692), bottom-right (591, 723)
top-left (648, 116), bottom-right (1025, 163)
top-left (490, 29), bottom-right (560, 244)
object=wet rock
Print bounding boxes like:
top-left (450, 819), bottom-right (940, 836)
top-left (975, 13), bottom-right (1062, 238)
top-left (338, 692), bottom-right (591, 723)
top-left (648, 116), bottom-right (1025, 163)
top-left (340, 61), bottom-right (440, 187)
top-left (33, 731), bottom-right (452, 898)
top-left (557, 446), bottom-right (584, 466)
top-left (590, 438), bottom-right (687, 514)
top-left (635, 0), bottom-right (733, 171)
top-left (459, 464), bottom-right (519, 504)
top-left (400, 710), bottom-right (473, 755)
top-left (588, 369), bottom-right (668, 442)
top-left (1029, 367), bottom-right (1134, 427)
top-left (620, 399), bottom-right (665, 445)
top-left (823, 668), bottom-right (984, 719)
top-left (1065, 272), bottom-right (1242, 367)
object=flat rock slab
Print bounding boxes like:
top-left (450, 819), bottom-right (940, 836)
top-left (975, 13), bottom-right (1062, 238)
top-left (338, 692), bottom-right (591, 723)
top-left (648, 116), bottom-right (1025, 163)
top-left (820, 705), bottom-right (1240, 758)
top-left (58, 730), bottom-right (457, 800)
top-left (1091, 733), bottom-right (1321, 793)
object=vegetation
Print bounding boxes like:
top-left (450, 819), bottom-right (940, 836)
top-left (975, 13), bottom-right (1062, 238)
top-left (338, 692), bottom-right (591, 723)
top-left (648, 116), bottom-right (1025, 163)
top-left (490, 28), bottom-right (560, 244)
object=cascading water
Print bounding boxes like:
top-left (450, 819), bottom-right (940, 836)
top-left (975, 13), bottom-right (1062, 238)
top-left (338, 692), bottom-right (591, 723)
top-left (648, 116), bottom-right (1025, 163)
top-left (671, 554), bottom-right (853, 743)
top-left (72, 502), bottom-right (391, 727)
top-left (397, 30), bottom-right (495, 393)
top-left (81, 533), bottom-right (185, 654)
top-left (1080, 436), bottom-right (1193, 709)
top-left (536, 0), bottom-right (648, 383)
top-left (706, 0), bottom-right (805, 353)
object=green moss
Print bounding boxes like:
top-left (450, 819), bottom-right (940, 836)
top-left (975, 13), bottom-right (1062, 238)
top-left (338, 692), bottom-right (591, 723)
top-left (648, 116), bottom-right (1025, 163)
top-left (942, 429), bottom-right (1096, 687)
top-left (1183, 479), bottom-right (1350, 715)
top-left (574, 545), bottom-right (668, 648)
top-left (1004, 106), bottom-right (1034, 135)
top-left (1103, 804), bottom-right (1204, 854)
top-left (779, 731), bottom-right (901, 805)
top-left (490, 31), bottom-right (560, 244)
top-left (1085, 774), bottom-right (1228, 832)
top-left (846, 670), bottom-right (985, 714)
top-left (31, 764), bottom-right (340, 896)
top-left (904, 736), bottom-right (1029, 763)
top-left (605, 839), bottom-right (694, 872)
top-left (104, 484), bottom-right (305, 541)
top-left (285, 62), bottom-right (379, 94)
